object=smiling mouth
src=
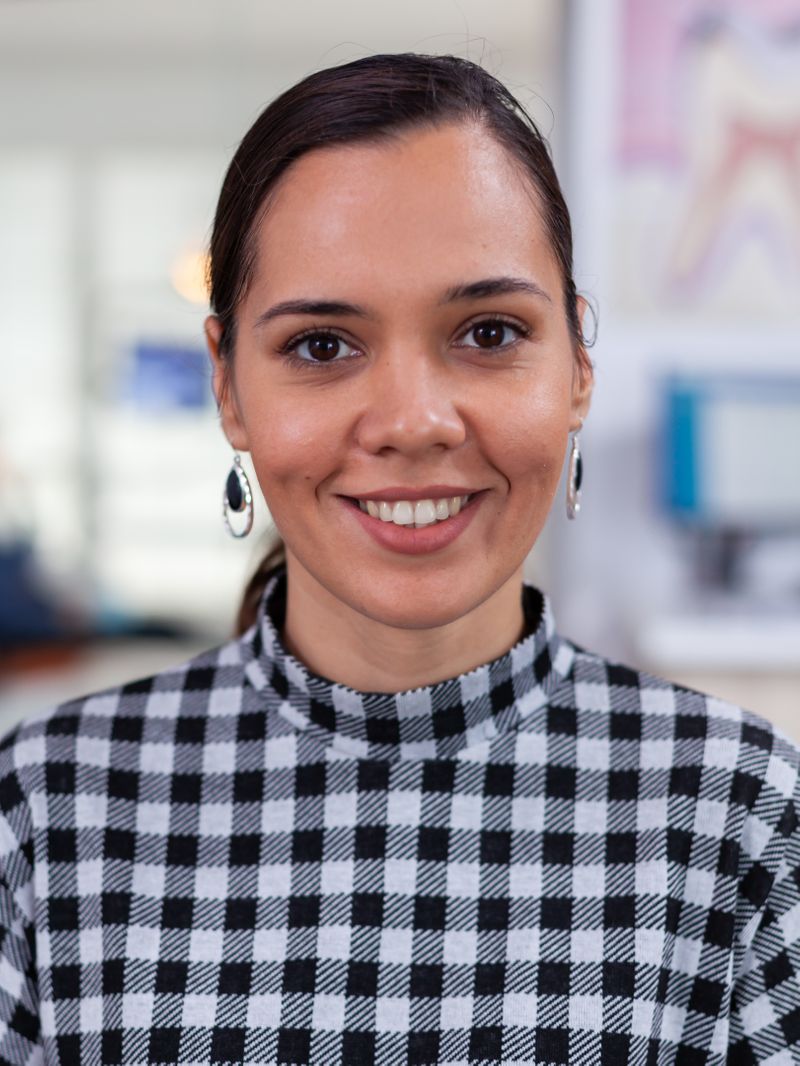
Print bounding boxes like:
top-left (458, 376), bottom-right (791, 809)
top-left (352, 494), bottom-right (475, 529)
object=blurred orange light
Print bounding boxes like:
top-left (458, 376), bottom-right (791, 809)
top-left (170, 248), bottom-right (210, 306)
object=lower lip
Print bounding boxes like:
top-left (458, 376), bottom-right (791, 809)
top-left (343, 495), bottom-right (484, 556)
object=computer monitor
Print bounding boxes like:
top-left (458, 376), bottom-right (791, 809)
top-left (662, 374), bottom-right (800, 531)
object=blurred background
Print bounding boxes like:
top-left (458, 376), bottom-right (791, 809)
top-left (1, 0), bottom-right (798, 737)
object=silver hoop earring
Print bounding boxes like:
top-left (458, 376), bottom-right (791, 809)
top-left (223, 453), bottom-right (254, 538)
top-left (566, 431), bottom-right (583, 520)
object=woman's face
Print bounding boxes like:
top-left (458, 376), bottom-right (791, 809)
top-left (208, 122), bottom-right (592, 630)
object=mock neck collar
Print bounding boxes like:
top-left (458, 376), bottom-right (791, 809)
top-left (243, 567), bottom-right (574, 761)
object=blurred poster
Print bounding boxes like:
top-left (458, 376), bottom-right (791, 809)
top-left (121, 340), bottom-right (210, 411)
top-left (616, 0), bottom-right (800, 320)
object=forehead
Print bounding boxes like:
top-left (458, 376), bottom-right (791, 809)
top-left (250, 123), bottom-right (560, 300)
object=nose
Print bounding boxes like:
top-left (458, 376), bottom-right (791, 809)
top-left (354, 347), bottom-right (467, 457)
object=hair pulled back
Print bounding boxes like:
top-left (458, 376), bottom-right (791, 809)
top-left (207, 52), bottom-right (584, 633)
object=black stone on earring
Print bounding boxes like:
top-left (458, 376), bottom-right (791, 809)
top-left (566, 431), bottom-right (583, 520)
top-left (226, 467), bottom-right (244, 512)
top-left (223, 453), bottom-right (254, 538)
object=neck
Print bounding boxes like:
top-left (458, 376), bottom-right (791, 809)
top-left (281, 556), bottom-right (526, 693)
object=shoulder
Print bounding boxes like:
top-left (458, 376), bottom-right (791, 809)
top-left (0, 633), bottom-right (254, 850)
top-left (569, 640), bottom-right (800, 774)
top-left (1, 633), bottom-right (247, 743)
top-left (566, 641), bottom-right (800, 866)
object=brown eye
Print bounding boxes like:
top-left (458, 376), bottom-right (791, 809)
top-left (304, 334), bottom-right (341, 361)
top-left (286, 331), bottom-right (359, 363)
top-left (472, 322), bottom-right (506, 348)
top-left (460, 319), bottom-right (525, 350)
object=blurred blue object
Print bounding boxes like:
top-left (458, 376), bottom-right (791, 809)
top-left (122, 340), bottom-right (209, 411)
top-left (0, 543), bottom-right (189, 652)
top-left (662, 374), bottom-right (800, 531)
top-left (0, 541), bottom-right (67, 648)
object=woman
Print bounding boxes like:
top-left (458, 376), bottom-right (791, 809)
top-left (0, 53), bottom-right (798, 1066)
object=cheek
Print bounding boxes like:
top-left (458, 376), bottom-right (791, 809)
top-left (479, 374), bottom-right (572, 486)
top-left (241, 390), bottom-right (348, 490)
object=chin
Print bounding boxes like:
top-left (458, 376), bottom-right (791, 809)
top-left (337, 566), bottom-right (509, 632)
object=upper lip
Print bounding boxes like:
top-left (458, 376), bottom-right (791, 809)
top-left (342, 486), bottom-right (480, 502)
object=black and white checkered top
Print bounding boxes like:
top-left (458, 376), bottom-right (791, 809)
top-left (0, 568), bottom-right (798, 1065)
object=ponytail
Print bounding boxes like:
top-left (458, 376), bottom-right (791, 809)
top-left (235, 536), bottom-right (286, 635)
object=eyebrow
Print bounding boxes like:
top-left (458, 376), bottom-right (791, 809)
top-left (441, 276), bottom-right (551, 304)
top-left (253, 275), bottom-right (551, 327)
top-left (255, 298), bottom-right (367, 326)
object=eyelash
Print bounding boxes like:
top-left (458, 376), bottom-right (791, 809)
top-left (277, 316), bottom-right (532, 369)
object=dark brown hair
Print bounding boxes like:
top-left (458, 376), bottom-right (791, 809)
top-left (208, 52), bottom-right (588, 634)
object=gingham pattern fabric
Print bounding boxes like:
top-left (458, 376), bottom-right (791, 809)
top-left (0, 570), bottom-right (798, 1065)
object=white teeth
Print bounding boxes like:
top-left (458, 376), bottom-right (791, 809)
top-left (391, 501), bottom-right (414, 525)
top-left (358, 494), bottom-right (472, 527)
top-left (414, 500), bottom-right (437, 526)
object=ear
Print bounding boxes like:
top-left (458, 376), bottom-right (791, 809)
top-left (205, 315), bottom-right (250, 451)
top-left (570, 296), bottom-right (594, 431)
